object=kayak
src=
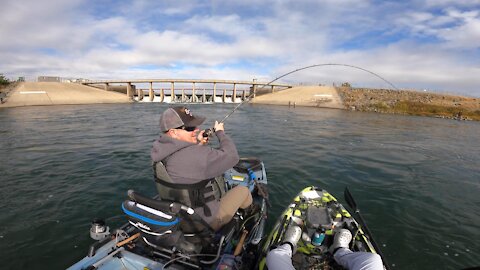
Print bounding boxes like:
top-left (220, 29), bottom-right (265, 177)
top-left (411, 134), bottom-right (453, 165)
top-left (68, 157), bottom-right (269, 270)
top-left (257, 186), bottom-right (388, 270)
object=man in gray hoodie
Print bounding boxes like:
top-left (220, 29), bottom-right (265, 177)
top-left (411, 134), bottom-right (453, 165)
top-left (151, 106), bottom-right (253, 231)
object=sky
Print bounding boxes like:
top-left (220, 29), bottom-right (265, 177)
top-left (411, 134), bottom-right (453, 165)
top-left (1, 0), bottom-right (479, 96)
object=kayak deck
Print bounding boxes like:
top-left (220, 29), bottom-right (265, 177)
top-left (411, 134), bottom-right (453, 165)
top-left (259, 186), bottom-right (383, 270)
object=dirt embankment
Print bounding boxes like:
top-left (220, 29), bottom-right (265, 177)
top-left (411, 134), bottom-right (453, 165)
top-left (337, 87), bottom-right (480, 121)
top-left (252, 85), bottom-right (344, 109)
top-left (0, 82), bottom-right (131, 108)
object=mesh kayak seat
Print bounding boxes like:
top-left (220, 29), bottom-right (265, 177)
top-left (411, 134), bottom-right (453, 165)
top-left (123, 190), bottom-right (215, 252)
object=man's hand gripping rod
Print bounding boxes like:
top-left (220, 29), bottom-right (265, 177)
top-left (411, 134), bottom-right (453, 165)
top-left (202, 91), bottom-right (257, 137)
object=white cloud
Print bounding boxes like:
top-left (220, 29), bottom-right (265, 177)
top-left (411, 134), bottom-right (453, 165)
top-left (423, 0), bottom-right (480, 8)
top-left (437, 9), bottom-right (480, 49)
top-left (394, 8), bottom-right (480, 49)
top-left (184, 14), bottom-right (251, 37)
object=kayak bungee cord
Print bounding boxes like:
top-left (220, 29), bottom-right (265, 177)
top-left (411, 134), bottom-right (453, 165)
top-left (204, 63), bottom-right (400, 137)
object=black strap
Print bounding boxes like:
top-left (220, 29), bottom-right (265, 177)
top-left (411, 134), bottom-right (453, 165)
top-left (190, 189), bottom-right (215, 216)
top-left (154, 175), bottom-right (211, 190)
top-left (153, 162), bottom-right (216, 216)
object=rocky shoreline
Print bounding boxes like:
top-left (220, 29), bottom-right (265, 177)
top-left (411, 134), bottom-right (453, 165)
top-left (336, 87), bottom-right (480, 121)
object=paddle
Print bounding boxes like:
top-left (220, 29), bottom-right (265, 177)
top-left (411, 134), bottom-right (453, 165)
top-left (344, 187), bottom-right (391, 270)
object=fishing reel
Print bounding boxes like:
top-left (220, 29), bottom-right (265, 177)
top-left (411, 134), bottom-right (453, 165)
top-left (202, 128), bottom-right (214, 138)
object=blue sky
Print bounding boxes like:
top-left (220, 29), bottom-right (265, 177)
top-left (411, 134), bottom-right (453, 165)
top-left (1, 0), bottom-right (479, 96)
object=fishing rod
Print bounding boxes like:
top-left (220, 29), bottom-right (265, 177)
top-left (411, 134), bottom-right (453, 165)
top-left (204, 63), bottom-right (400, 137)
top-left (344, 187), bottom-right (391, 270)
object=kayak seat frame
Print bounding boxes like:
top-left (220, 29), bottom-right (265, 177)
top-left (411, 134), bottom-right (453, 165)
top-left (126, 190), bottom-right (240, 264)
top-left (127, 190), bottom-right (213, 233)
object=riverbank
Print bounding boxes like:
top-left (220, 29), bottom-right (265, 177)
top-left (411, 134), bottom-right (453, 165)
top-left (0, 82), bottom-right (131, 108)
top-left (252, 85), bottom-right (480, 121)
top-left (337, 87), bottom-right (480, 121)
top-left (3, 82), bottom-right (479, 121)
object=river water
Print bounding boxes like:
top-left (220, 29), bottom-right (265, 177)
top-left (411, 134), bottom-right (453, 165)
top-left (0, 103), bottom-right (478, 270)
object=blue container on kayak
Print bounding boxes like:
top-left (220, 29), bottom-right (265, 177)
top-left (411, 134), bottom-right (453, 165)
top-left (312, 228), bottom-right (325, 246)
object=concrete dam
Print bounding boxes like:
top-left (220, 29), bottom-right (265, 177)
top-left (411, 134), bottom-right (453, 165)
top-left (83, 79), bottom-right (292, 103)
top-left (0, 79), bottom-right (292, 107)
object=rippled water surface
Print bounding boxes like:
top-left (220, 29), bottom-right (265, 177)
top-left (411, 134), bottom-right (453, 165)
top-left (1, 103), bottom-right (479, 269)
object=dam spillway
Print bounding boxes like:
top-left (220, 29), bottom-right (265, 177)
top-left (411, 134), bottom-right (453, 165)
top-left (134, 88), bottom-right (249, 103)
top-left (83, 79), bottom-right (292, 104)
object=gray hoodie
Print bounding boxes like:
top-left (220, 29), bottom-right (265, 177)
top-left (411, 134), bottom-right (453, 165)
top-left (150, 130), bottom-right (239, 224)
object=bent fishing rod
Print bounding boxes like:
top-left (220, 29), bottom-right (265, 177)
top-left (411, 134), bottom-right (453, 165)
top-left (204, 63), bottom-right (400, 137)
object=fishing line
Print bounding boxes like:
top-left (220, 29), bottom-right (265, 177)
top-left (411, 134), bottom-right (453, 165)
top-left (204, 63), bottom-right (399, 136)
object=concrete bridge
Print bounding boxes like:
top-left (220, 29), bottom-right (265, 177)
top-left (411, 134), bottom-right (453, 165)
top-left (82, 79), bottom-right (292, 103)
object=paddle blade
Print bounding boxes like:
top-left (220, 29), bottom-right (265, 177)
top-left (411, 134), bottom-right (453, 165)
top-left (344, 187), bottom-right (357, 211)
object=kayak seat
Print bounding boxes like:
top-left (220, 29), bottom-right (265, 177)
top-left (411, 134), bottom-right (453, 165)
top-left (152, 161), bottom-right (222, 234)
top-left (122, 190), bottom-right (213, 253)
top-left (153, 161), bottom-right (225, 207)
top-left (153, 162), bottom-right (194, 207)
top-left (126, 190), bottom-right (213, 232)
top-left (126, 189), bottom-right (175, 213)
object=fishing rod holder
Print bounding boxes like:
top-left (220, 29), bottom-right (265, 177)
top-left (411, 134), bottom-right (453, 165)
top-left (90, 218), bottom-right (110, 240)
